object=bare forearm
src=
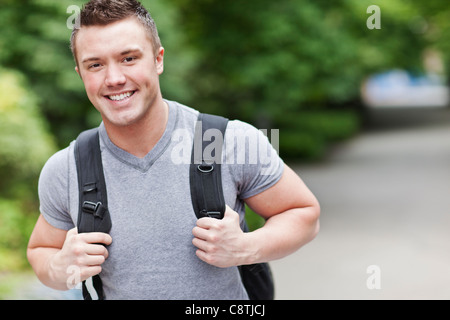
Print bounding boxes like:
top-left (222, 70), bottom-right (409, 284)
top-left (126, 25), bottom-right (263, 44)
top-left (28, 226), bottom-right (112, 291)
top-left (27, 247), bottom-right (69, 290)
top-left (244, 206), bottom-right (320, 265)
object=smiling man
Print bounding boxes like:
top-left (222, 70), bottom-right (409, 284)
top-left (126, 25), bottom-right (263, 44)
top-left (27, 0), bottom-right (320, 300)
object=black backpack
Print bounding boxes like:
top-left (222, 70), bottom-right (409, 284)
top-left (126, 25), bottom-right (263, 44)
top-left (74, 113), bottom-right (274, 300)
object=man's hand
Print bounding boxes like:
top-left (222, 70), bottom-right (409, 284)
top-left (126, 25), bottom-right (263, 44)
top-left (48, 227), bottom-right (112, 288)
top-left (192, 205), bottom-right (255, 268)
top-left (191, 165), bottom-right (321, 269)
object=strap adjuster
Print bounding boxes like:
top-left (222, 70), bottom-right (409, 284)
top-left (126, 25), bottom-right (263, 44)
top-left (83, 182), bottom-right (97, 193)
top-left (206, 211), bottom-right (222, 219)
top-left (82, 201), bottom-right (107, 219)
top-left (199, 209), bottom-right (222, 219)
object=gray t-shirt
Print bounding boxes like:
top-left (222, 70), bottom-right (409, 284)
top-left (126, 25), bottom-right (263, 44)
top-left (38, 100), bottom-right (284, 299)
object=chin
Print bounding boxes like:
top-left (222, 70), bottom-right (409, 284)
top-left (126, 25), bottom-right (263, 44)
top-left (103, 110), bottom-right (147, 128)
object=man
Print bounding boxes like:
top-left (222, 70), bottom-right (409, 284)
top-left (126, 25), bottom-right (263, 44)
top-left (27, 0), bottom-right (320, 299)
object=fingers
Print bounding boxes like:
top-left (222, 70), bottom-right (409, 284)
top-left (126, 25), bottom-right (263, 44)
top-left (82, 251), bottom-right (108, 266)
top-left (78, 232), bottom-right (113, 246)
top-left (191, 237), bottom-right (210, 253)
top-left (196, 205), bottom-right (239, 229)
top-left (192, 225), bottom-right (210, 241)
top-left (194, 248), bottom-right (216, 267)
top-left (66, 227), bottom-right (112, 245)
top-left (194, 205), bottom-right (240, 239)
top-left (48, 228), bottom-right (113, 288)
top-left (85, 243), bottom-right (109, 259)
top-left (191, 206), bottom-right (245, 268)
top-left (80, 266), bottom-right (103, 280)
top-left (63, 229), bottom-right (112, 270)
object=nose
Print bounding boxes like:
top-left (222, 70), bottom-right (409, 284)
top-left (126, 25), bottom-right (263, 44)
top-left (104, 64), bottom-right (126, 87)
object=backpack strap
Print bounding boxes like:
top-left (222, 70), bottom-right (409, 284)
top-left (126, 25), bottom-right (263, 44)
top-left (73, 113), bottom-right (274, 300)
top-left (74, 128), bottom-right (112, 300)
top-left (190, 113), bottom-right (228, 219)
top-left (189, 113), bottom-right (274, 300)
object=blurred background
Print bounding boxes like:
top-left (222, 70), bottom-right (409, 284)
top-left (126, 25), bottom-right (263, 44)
top-left (1, 0), bottom-right (449, 299)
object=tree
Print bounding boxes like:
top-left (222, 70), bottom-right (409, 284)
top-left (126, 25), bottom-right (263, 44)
top-left (0, 0), bottom-right (93, 146)
top-left (0, 67), bottom-right (56, 270)
top-left (408, 0), bottom-right (450, 78)
top-left (167, 0), bottom-right (433, 158)
top-left (0, 68), bottom-right (56, 198)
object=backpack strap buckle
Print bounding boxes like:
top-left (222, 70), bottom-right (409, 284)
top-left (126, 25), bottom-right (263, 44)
top-left (82, 201), bottom-right (107, 219)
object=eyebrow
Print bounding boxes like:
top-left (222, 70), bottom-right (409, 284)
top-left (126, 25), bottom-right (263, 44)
top-left (81, 48), bottom-right (143, 64)
top-left (81, 57), bottom-right (100, 64)
top-left (120, 48), bottom-right (143, 56)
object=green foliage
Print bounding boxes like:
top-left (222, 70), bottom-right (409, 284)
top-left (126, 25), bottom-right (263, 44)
top-left (139, 0), bottom-right (199, 105)
top-left (407, 0), bottom-right (450, 78)
top-left (167, 0), bottom-right (437, 158)
top-left (0, 200), bottom-right (36, 271)
top-left (277, 110), bottom-right (360, 160)
top-left (245, 206), bottom-right (265, 232)
top-left (0, 68), bottom-right (57, 197)
top-left (0, 68), bottom-right (56, 271)
top-left (342, 0), bottom-right (427, 73)
top-left (0, 0), bottom-right (89, 146)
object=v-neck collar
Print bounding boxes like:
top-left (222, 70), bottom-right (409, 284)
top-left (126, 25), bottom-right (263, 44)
top-left (98, 100), bottom-right (178, 172)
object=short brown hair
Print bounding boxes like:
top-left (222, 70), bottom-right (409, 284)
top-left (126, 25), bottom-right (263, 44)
top-left (70, 0), bottom-right (161, 64)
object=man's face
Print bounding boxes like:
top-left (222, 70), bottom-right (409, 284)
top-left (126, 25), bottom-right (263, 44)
top-left (75, 17), bottom-right (164, 127)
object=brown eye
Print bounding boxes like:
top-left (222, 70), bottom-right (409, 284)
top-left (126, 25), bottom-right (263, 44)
top-left (89, 63), bottom-right (101, 69)
top-left (123, 57), bottom-right (135, 63)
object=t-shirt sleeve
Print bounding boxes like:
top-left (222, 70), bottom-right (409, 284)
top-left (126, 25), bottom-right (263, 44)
top-left (224, 120), bottom-right (285, 200)
top-left (38, 147), bottom-right (74, 230)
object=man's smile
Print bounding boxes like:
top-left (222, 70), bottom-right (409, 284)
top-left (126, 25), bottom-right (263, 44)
top-left (105, 90), bottom-right (136, 101)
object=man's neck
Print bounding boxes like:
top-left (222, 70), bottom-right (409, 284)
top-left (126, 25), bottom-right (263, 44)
top-left (103, 99), bottom-right (169, 158)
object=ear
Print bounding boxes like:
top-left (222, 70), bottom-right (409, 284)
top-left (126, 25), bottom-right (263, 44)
top-left (75, 66), bottom-right (81, 79)
top-left (155, 47), bottom-right (164, 75)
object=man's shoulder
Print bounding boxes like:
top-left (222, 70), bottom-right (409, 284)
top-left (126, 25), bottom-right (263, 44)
top-left (38, 141), bottom-right (77, 194)
top-left (41, 143), bottom-right (73, 174)
top-left (169, 100), bottom-right (263, 133)
top-left (226, 118), bottom-right (258, 132)
top-left (38, 142), bottom-right (76, 230)
top-left (167, 99), bottom-right (198, 121)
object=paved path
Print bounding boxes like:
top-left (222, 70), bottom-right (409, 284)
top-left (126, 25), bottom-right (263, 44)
top-left (3, 272), bottom-right (82, 300)
top-left (271, 108), bottom-right (450, 299)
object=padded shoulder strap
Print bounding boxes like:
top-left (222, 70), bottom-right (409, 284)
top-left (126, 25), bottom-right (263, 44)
top-left (75, 128), bottom-right (111, 234)
top-left (74, 128), bottom-right (111, 300)
top-left (189, 113), bottom-right (229, 219)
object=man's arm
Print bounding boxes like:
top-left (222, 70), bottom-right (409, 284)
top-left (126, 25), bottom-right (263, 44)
top-left (27, 214), bottom-right (112, 290)
top-left (192, 165), bottom-right (320, 267)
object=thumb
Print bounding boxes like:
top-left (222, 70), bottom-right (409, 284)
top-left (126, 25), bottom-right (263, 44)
top-left (223, 205), bottom-right (239, 220)
top-left (66, 227), bottom-right (78, 238)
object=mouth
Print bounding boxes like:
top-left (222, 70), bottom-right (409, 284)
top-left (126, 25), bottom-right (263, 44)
top-left (105, 90), bottom-right (136, 102)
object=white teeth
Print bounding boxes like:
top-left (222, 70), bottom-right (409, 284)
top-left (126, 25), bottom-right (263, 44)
top-left (108, 91), bottom-right (133, 101)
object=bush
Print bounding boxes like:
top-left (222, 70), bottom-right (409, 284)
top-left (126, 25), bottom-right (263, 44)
top-left (0, 68), bottom-right (56, 271)
top-left (245, 205), bottom-right (266, 232)
top-left (276, 110), bottom-right (360, 160)
top-left (0, 68), bottom-right (56, 196)
top-left (0, 200), bottom-right (36, 270)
